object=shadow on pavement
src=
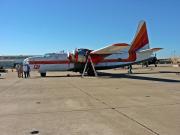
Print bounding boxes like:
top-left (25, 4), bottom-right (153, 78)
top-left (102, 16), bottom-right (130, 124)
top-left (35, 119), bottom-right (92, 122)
top-left (98, 72), bottom-right (180, 83)
top-left (31, 74), bottom-right (81, 79)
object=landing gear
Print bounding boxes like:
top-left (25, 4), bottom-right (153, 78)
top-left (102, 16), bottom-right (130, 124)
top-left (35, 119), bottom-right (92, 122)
top-left (128, 65), bottom-right (133, 74)
top-left (40, 73), bottom-right (46, 77)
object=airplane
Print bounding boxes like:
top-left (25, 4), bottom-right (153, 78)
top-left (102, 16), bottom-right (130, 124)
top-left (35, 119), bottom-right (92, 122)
top-left (141, 54), bottom-right (159, 67)
top-left (23, 21), bottom-right (162, 77)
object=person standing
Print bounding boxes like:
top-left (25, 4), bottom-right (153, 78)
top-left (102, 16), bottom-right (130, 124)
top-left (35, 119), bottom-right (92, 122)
top-left (23, 64), bottom-right (28, 78)
top-left (19, 65), bottom-right (23, 78)
top-left (27, 64), bottom-right (31, 78)
top-left (128, 65), bottom-right (133, 74)
top-left (15, 64), bottom-right (21, 78)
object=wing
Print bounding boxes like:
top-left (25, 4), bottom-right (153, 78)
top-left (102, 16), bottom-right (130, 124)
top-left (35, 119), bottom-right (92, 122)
top-left (90, 43), bottom-right (130, 55)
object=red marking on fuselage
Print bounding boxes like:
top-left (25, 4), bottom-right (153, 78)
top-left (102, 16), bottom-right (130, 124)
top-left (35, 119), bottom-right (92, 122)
top-left (34, 65), bottom-right (40, 69)
top-left (29, 60), bottom-right (70, 65)
top-left (91, 54), bottom-right (110, 64)
top-left (75, 50), bottom-right (78, 63)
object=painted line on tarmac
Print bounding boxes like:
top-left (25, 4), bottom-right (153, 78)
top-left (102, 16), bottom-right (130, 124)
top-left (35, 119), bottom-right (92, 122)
top-left (65, 80), bottom-right (161, 135)
top-left (115, 109), bottom-right (160, 135)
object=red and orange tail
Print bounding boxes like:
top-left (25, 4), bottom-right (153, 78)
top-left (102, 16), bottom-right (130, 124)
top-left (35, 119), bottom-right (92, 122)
top-left (120, 21), bottom-right (150, 62)
top-left (129, 21), bottom-right (149, 53)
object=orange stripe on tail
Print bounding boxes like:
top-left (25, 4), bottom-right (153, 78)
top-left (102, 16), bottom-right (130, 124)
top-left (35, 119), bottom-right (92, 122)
top-left (102, 21), bottom-right (150, 63)
top-left (121, 21), bottom-right (149, 62)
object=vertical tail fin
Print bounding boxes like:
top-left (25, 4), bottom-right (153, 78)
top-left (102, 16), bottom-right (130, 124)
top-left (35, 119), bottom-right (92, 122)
top-left (119, 21), bottom-right (150, 62)
top-left (130, 21), bottom-right (149, 52)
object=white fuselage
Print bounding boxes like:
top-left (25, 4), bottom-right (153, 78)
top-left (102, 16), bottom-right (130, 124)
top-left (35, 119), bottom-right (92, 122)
top-left (25, 53), bottom-right (74, 73)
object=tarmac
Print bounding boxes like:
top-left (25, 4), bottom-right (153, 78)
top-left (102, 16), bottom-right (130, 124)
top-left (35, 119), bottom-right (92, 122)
top-left (0, 65), bottom-right (180, 135)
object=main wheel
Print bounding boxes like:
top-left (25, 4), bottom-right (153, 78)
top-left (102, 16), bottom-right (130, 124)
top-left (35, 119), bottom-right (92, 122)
top-left (40, 73), bottom-right (46, 77)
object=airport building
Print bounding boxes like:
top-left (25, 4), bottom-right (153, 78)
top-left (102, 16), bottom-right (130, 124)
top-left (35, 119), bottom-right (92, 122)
top-left (0, 55), bottom-right (32, 68)
top-left (158, 58), bottom-right (172, 64)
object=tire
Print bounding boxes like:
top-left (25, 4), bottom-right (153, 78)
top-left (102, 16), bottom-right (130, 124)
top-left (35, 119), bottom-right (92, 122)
top-left (40, 73), bottom-right (46, 77)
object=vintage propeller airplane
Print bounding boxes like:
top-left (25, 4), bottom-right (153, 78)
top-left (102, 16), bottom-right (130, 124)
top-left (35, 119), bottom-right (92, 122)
top-left (24, 21), bottom-right (162, 77)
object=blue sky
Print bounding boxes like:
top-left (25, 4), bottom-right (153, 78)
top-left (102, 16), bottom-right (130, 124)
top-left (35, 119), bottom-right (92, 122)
top-left (0, 0), bottom-right (180, 58)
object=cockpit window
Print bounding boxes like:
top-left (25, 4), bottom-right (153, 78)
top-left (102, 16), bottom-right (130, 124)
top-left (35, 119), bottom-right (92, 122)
top-left (43, 53), bottom-right (67, 59)
top-left (78, 49), bottom-right (89, 56)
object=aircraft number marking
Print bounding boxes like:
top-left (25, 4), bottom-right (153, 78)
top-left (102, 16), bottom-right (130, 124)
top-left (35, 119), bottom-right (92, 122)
top-left (34, 65), bottom-right (40, 69)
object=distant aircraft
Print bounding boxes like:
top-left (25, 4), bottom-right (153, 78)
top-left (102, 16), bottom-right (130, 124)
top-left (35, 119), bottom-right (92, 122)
top-left (24, 21), bottom-right (162, 77)
top-left (141, 54), bottom-right (159, 67)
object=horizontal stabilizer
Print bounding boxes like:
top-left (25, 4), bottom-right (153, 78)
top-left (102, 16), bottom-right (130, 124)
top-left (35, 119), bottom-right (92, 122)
top-left (139, 48), bottom-right (163, 53)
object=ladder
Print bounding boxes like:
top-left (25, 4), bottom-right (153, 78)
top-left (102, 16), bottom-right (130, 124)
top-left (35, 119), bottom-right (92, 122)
top-left (82, 55), bottom-right (98, 77)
